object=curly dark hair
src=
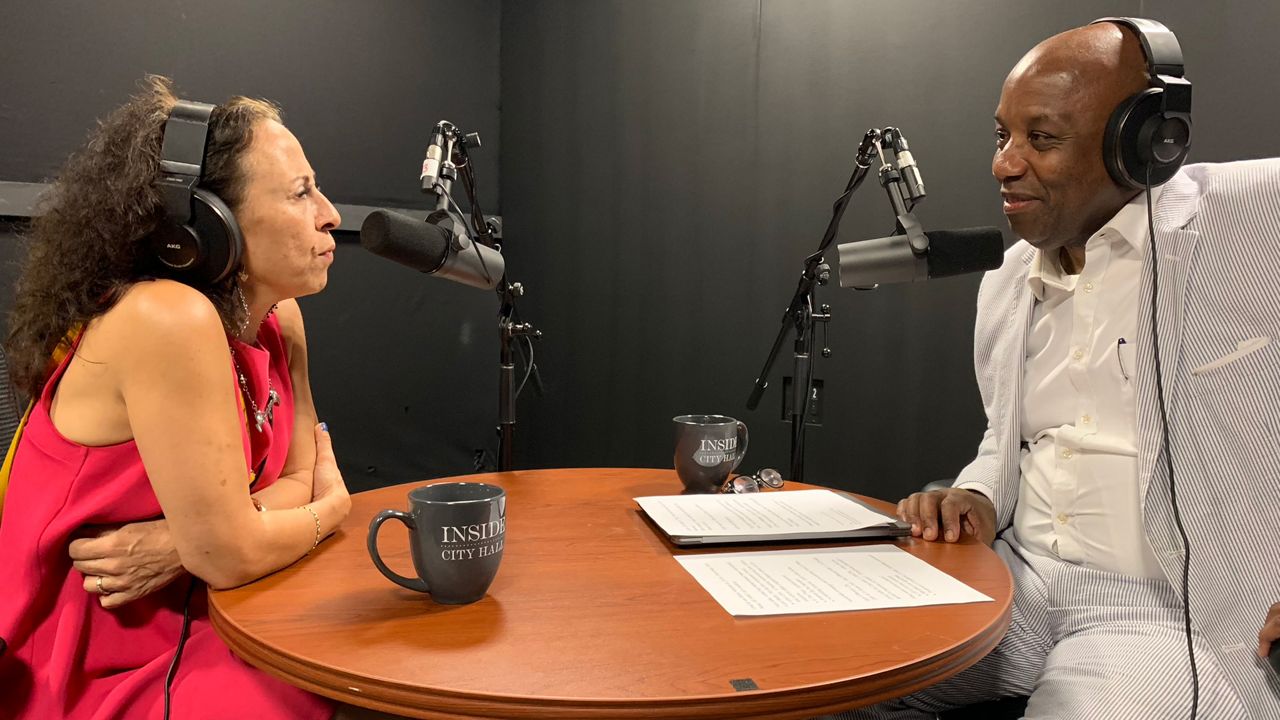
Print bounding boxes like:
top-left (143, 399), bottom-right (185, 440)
top-left (5, 76), bottom-right (281, 399)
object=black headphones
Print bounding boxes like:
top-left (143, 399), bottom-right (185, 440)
top-left (1091, 17), bottom-right (1193, 189)
top-left (151, 100), bottom-right (244, 286)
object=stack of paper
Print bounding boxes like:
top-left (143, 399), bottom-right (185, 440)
top-left (676, 545), bottom-right (994, 616)
top-left (635, 490), bottom-right (992, 617)
top-left (634, 489), bottom-right (910, 545)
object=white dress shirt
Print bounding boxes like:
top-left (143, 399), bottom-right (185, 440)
top-left (1010, 189), bottom-right (1164, 578)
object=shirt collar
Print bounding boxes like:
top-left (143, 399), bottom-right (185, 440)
top-left (1026, 184), bottom-right (1164, 301)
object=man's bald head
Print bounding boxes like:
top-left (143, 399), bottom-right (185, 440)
top-left (992, 21), bottom-right (1153, 255)
top-left (1008, 22), bottom-right (1150, 119)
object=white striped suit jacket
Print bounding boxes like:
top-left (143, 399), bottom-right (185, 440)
top-left (954, 159), bottom-right (1280, 717)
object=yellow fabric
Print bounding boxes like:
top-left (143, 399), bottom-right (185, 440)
top-left (0, 329), bottom-right (81, 519)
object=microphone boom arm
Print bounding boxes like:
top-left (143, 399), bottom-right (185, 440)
top-left (744, 129), bottom-right (878, 483)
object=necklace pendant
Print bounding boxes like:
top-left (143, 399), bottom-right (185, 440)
top-left (253, 409), bottom-right (268, 432)
top-left (265, 389), bottom-right (280, 424)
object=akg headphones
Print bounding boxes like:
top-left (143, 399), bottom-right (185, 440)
top-left (151, 100), bottom-right (244, 286)
top-left (1091, 17), bottom-right (1193, 189)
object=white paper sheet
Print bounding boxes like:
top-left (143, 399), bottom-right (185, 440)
top-left (675, 545), bottom-right (994, 616)
top-left (634, 489), bottom-right (897, 540)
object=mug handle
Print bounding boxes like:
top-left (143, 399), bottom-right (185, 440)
top-left (731, 420), bottom-right (749, 471)
top-left (367, 510), bottom-right (430, 593)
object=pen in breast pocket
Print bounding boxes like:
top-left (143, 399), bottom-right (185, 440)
top-left (1116, 337), bottom-right (1130, 381)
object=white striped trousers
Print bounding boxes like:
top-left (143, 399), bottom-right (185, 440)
top-left (826, 533), bottom-right (1257, 719)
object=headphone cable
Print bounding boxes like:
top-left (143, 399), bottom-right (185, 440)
top-left (1144, 167), bottom-right (1199, 719)
top-left (162, 576), bottom-right (198, 720)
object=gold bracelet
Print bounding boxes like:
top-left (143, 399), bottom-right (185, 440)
top-left (301, 504), bottom-right (321, 555)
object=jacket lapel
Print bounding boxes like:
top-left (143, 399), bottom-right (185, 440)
top-left (1137, 177), bottom-right (1201, 499)
top-left (1003, 247), bottom-right (1037, 497)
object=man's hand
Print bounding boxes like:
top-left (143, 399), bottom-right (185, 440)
top-left (897, 488), bottom-right (996, 545)
top-left (1260, 601), bottom-right (1280, 663)
top-left (69, 519), bottom-right (185, 609)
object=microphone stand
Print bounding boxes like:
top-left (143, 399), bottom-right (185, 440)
top-left (497, 280), bottom-right (539, 471)
top-left (745, 129), bottom-right (880, 483)
top-left (431, 125), bottom-right (542, 472)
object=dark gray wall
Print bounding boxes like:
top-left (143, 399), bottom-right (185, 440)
top-left (0, 0), bottom-right (502, 491)
top-left (499, 0), bottom-right (1280, 502)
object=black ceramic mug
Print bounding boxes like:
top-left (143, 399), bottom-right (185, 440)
top-left (673, 414), bottom-right (749, 493)
top-left (367, 482), bottom-right (506, 604)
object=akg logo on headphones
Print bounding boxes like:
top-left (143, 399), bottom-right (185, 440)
top-left (165, 243), bottom-right (183, 250)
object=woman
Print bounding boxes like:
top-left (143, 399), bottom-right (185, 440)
top-left (0, 76), bottom-right (349, 719)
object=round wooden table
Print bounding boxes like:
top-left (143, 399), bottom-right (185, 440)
top-left (209, 468), bottom-right (1012, 719)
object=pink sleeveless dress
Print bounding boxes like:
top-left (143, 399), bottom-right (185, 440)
top-left (0, 314), bottom-right (332, 719)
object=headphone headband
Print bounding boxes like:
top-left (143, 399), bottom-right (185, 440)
top-left (1092, 17), bottom-right (1185, 78)
top-left (156, 101), bottom-right (215, 227)
top-left (153, 98), bottom-right (243, 285)
top-left (1089, 17), bottom-right (1192, 188)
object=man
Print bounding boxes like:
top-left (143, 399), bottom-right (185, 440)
top-left (841, 19), bottom-right (1280, 719)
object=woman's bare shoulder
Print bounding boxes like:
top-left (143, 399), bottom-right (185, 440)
top-left (92, 280), bottom-right (227, 357)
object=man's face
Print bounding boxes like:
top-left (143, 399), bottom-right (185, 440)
top-left (992, 67), bottom-right (1133, 252)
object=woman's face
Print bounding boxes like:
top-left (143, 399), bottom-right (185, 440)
top-left (234, 119), bottom-right (340, 303)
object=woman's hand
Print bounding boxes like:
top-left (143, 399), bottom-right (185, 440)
top-left (69, 519), bottom-right (185, 609)
top-left (310, 423), bottom-right (350, 516)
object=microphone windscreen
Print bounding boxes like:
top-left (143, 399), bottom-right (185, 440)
top-left (359, 209), bottom-right (450, 274)
top-left (923, 227), bottom-right (1006, 279)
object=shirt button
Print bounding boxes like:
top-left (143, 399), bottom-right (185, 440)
top-left (1072, 349), bottom-right (1084, 361)
top-left (1083, 282), bottom-right (1095, 293)
top-left (1056, 512), bottom-right (1069, 524)
top-left (1081, 415), bottom-right (1092, 424)
top-left (1061, 448), bottom-right (1073, 459)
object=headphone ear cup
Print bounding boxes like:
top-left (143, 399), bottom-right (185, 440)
top-left (151, 218), bottom-right (205, 276)
top-left (1103, 89), bottom-right (1157, 189)
top-left (150, 189), bottom-right (243, 286)
top-left (188, 188), bottom-right (244, 285)
top-left (1137, 113), bottom-right (1191, 180)
top-left (1104, 88), bottom-right (1189, 189)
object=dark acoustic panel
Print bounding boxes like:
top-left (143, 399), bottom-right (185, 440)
top-left (0, 0), bottom-right (500, 212)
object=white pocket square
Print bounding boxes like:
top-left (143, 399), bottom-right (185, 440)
top-left (1190, 336), bottom-right (1271, 376)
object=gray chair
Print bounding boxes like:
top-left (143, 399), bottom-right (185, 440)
top-left (0, 346), bottom-right (23, 660)
top-left (0, 347), bottom-right (22, 449)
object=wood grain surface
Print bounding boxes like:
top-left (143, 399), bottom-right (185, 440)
top-left (209, 468), bottom-right (1012, 719)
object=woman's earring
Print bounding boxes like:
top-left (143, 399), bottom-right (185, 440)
top-left (233, 285), bottom-right (251, 338)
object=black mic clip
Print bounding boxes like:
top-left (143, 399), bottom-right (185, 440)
top-left (855, 128), bottom-right (882, 168)
top-left (874, 128), bottom-right (928, 255)
top-left (422, 121), bottom-right (484, 203)
top-left (897, 210), bottom-right (929, 256)
top-left (423, 208), bottom-right (469, 254)
top-left (881, 127), bottom-right (926, 204)
top-left (421, 120), bottom-right (459, 198)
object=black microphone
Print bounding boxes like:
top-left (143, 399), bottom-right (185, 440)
top-left (360, 208), bottom-right (505, 290)
top-left (837, 226), bottom-right (1004, 287)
